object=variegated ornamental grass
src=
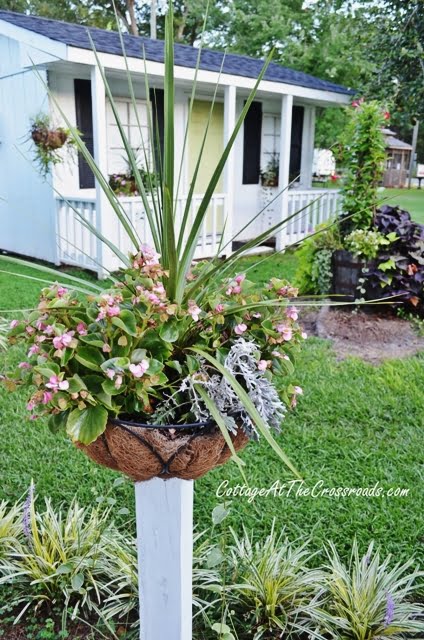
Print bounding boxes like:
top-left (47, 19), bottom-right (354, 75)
top-left (0, 2), bottom-right (314, 475)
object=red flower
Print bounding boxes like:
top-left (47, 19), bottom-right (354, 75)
top-left (383, 111), bottom-right (390, 120)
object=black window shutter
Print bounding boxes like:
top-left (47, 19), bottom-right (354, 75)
top-left (149, 88), bottom-right (164, 171)
top-left (242, 101), bottom-right (262, 184)
top-left (289, 106), bottom-right (304, 182)
top-left (74, 79), bottom-right (95, 189)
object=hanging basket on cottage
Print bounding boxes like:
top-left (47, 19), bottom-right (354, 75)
top-left (77, 417), bottom-right (249, 481)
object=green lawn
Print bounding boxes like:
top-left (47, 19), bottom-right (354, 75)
top-left (0, 255), bottom-right (423, 568)
top-left (382, 187), bottom-right (424, 224)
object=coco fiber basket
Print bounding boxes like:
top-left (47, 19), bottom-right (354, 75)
top-left (76, 417), bottom-right (249, 481)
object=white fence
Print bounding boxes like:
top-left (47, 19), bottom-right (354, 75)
top-left (56, 189), bottom-right (340, 276)
top-left (56, 193), bottom-right (227, 276)
top-left (283, 189), bottom-right (341, 245)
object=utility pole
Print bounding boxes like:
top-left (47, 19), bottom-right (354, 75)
top-left (150, 0), bottom-right (157, 39)
top-left (408, 119), bottom-right (419, 189)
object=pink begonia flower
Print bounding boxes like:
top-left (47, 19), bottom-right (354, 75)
top-left (232, 285), bottom-right (241, 294)
top-left (286, 306), bottom-right (299, 321)
top-left (35, 317), bottom-right (47, 331)
top-left (276, 324), bottom-right (292, 341)
top-left (215, 304), bottom-right (224, 313)
top-left (44, 325), bottom-right (55, 335)
top-left (301, 331), bottom-right (308, 340)
top-left (106, 369), bottom-right (116, 379)
top-left (153, 283), bottom-right (165, 295)
top-left (46, 376), bottom-right (69, 392)
top-left (29, 414), bottom-right (37, 421)
top-left (35, 335), bottom-right (46, 343)
top-left (258, 360), bottom-right (268, 371)
top-left (27, 400), bottom-right (36, 411)
top-left (107, 305), bottom-right (120, 317)
top-left (9, 319), bottom-right (19, 328)
top-left (252, 312), bottom-right (261, 318)
top-left (147, 293), bottom-right (161, 305)
top-left (114, 374), bottom-right (123, 389)
top-left (53, 331), bottom-right (75, 350)
top-left (102, 343), bottom-right (112, 353)
top-left (235, 323), bottom-right (247, 335)
top-left (76, 322), bottom-right (87, 335)
top-left (28, 345), bottom-right (40, 357)
top-left (235, 274), bottom-right (246, 285)
top-left (140, 244), bottom-right (161, 266)
top-left (294, 386), bottom-right (303, 395)
top-left (42, 391), bottom-right (53, 404)
top-left (18, 362), bottom-right (31, 369)
top-left (57, 286), bottom-right (68, 298)
top-left (226, 287), bottom-right (233, 295)
top-left (129, 361), bottom-right (149, 378)
top-left (188, 300), bottom-right (201, 322)
top-left (26, 326), bottom-right (35, 335)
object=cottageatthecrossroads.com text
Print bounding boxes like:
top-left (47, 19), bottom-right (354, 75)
top-left (216, 479), bottom-right (410, 503)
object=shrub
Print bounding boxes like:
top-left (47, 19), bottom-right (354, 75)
top-left (365, 205), bottom-right (424, 315)
top-left (339, 100), bottom-right (388, 232)
top-left (322, 540), bottom-right (424, 639)
top-left (344, 228), bottom-right (396, 260)
top-left (224, 524), bottom-right (327, 640)
top-left (0, 492), bottom-right (118, 622)
top-left (295, 221), bottom-right (342, 295)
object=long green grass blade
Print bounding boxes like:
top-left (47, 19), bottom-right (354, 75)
top-left (176, 50), bottom-right (274, 300)
top-left (87, 38), bottom-right (161, 251)
top-left (113, 12), bottom-right (162, 236)
top-left (191, 348), bottom-right (301, 478)
top-left (0, 270), bottom-right (99, 296)
top-left (161, 6), bottom-right (178, 299)
top-left (0, 256), bottom-right (103, 291)
top-left (194, 384), bottom-right (247, 481)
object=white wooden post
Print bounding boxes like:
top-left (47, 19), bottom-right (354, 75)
top-left (223, 84), bottom-right (237, 256)
top-left (90, 65), bottom-right (110, 278)
top-left (135, 478), bottom-right (194, 640)
top-left (300, 106), bottom-right (316, 189)
top-left (276, 94), bottom-right (293, 252)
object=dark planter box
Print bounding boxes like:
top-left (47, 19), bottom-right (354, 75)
top-left (332, 249), bottom-right (374, 300)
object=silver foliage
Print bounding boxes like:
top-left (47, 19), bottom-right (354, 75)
top-left (152, 339), bottom-right (286, 439)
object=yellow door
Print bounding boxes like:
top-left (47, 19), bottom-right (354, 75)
top-left (188, 100), bottom-right (224, 193)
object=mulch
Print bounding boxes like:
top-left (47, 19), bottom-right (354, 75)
top-left (300, 306), bottom-right (424, 364)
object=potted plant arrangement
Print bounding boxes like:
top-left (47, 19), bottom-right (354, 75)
top-left (29, 113), bottom-right (76, 177)
top-left (109, 163), bottom-right (158, 197)
top-left (332, 100), bottom-right (389, 298)
top-left (260, 153), bottom-right (279, 187)
top-left (2, 10), bottom-right (304, 482)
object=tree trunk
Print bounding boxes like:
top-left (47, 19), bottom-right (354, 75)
top-left (127, 0), bottom-right (138, 36)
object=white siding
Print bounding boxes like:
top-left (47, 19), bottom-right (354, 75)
top-left (0, 35), bottom-right (57, 263)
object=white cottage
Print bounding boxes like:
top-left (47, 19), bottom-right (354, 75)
top-left (0, 11), bottom-right (352, 276)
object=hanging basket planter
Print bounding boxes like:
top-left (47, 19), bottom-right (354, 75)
top-left (76, 418), bottom-right (249, 481)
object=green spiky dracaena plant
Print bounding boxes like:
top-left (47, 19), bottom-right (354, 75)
top-left (0, 3), bottom-right (320, 477)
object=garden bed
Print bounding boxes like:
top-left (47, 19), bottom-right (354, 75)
top-left (305, 306), bottom-right (424, 363)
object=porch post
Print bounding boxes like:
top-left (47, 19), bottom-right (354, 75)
top-left (300, 106), bottom-right (316, 188)
top-left (223, 84), bottom-right (237, 256)
top-left (136, 478), bottom-right (194, 640)
top-left (276, 94), bottom-right (293, 252)
top-left (90, 65), bottom-right (108, 278)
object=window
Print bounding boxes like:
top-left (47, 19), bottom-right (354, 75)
top-left (74, 79), bottom-right (94, 189)
top-left (242, 101), bottom-right (262, 184)
top-left (262, 113), bottom-right (281, 169)
top-left (106, 99), bottom-right (150, 175)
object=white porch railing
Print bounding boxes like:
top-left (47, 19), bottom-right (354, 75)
top-left (283, 188), bottom-right (341, 246)
top-left (56, 193), bottom-right (227, 275)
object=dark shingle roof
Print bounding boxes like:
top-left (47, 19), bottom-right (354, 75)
top-left (0, 10), bottom-right (354, 95)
